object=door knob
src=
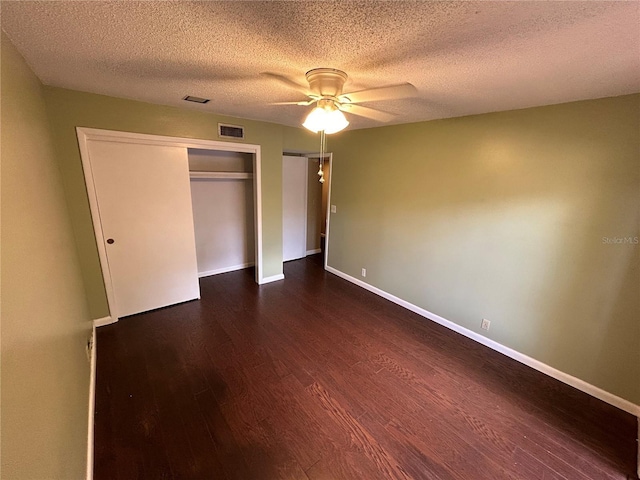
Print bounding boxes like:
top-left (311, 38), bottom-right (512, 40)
top-left (106, 238), bottom-right (115, 244)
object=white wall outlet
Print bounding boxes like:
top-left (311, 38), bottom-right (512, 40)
top-left (481, 319), bottom-right (491, 331)
top-left (331, 204), bottom-right (337, 213)
top-left (361, 268), bottom-right (367, 277)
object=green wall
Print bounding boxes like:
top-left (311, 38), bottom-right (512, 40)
top-left (328, 94), bottom-right (640, 405)
top-left (1, 33), bottom-right (92, 478)
top-left (44, 88), bottom-right (318, 319)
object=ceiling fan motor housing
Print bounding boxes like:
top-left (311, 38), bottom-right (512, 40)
top-left (306, 68), bottom-right (348, 98)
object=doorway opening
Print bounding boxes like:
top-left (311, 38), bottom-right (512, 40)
top-left (282, 152), bottom-right (332, 266)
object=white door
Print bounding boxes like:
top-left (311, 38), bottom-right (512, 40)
top-left (282, 155), bottom-right (308, 262)
top-left (88, 140), bottom-right (200, 318)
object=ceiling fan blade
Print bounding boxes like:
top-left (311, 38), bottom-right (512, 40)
top-left (269, 99), bottom-right (316, 106)
top-left (340, 104), bottom-right (396, 122)
top-left (339, 83), bottom-right (417, 104)
top-left (261, 72), bottom-right (310, 95)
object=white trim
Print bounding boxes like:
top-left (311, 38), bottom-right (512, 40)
top-left (86, 324), bottom-right (97, 480)
top-left (77, 130), bottom-right (119, 321)
top-left (93, 316), bottom-right (116, 328)
top-left (259, 273), bottom-right (285, 284)
top-left (76, 127), bottom-right (258, 153)
top-left (325, 265), bottom-right (640, 417)
top-left (253, 144), bottom-right (263, 285)
top-left (198, 263), bottom-right (254, 278)
top-left (324, 153), bottom-right (333, 270)
top-left (189, 171), bottom-right (253, 180)
top-left (306, 249), bottom-right (322, 255)
top-left (76, 127), bottom-right (264, 318)
top-left (303, 157), bottom-right (309, 262)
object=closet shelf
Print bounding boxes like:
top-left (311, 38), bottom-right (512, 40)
top-left (190, 171), bottom-right (253, 180)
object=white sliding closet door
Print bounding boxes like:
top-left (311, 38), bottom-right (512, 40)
top-left (88, 140), bottom-right (200, 318)
top-left (282, 155), bottom-right (308, 262)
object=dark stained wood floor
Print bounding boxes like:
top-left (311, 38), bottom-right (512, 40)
top-left (94, 255), bottom-right (638, 480)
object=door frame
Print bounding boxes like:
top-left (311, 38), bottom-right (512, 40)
top-left (77, 127), bottom-right (263, 321)
top-left (306, 152), bottom-right (333, 269)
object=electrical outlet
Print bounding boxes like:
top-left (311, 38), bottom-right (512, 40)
top-left (361, 268), bottom-right (367, 277)
top-left (331, 205), bottom-right (337, 213)
top-left (481, 319), bottom-right (491, 331)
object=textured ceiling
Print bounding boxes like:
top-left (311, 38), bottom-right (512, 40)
top-left (2, 1), bottom-right (639, 130)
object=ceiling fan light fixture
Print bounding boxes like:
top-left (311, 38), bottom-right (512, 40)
top-left (302, 101), bottom-right (349, 134)
top-left (302, 106), bottom-right (327, 133)
top-left (324, 108), bottom-right (349, 134)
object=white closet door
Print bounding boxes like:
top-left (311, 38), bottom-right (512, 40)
top-left (89, 140), bottom-right (200, 318)
top-left (282, 155), bottom-right (308, 262)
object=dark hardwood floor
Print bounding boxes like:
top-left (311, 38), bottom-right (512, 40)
top-left (94, 255), bottom-right (638, 479)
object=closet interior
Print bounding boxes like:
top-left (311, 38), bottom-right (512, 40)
top-left (188, 148), bottom-right (255, 278)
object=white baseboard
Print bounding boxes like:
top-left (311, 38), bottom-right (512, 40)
top-left (86, 324), bottom-right (97, 480)
top-left (93, 316), bottom-right (116, 328)
top-left (325, 265), bottom-right (640, 417)
top-left (306, 248), bottom-right (322, 256)
top-left (198, 262), bottom-right (254, 278)
top-left (259, 273), bottom-right (285, 285)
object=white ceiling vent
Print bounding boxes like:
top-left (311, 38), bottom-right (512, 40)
top-left (218, 123), bottom-right (245, 140)
top-left (183, 95), bottom-right (210, 104)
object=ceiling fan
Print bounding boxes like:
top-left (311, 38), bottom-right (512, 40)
top-left (266, 68), bottom-right (417, 134)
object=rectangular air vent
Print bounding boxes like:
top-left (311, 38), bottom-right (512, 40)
top-left (218, 123), bottom-right (245, 139)
top-left (183, 95), bottom-right (210, 104)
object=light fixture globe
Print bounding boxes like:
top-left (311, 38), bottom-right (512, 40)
top-left (302, 106), bottom-right (327, 133)
top-left (323, 109), bottom-right (349, 134)
top-left (302, 99), bottom-right (349, 134)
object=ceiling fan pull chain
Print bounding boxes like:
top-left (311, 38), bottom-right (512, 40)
top-left (318, 130), bottom-right (326, 183)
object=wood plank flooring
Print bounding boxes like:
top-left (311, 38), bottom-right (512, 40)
top-left (94, 255), bottom-right (638, 479)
